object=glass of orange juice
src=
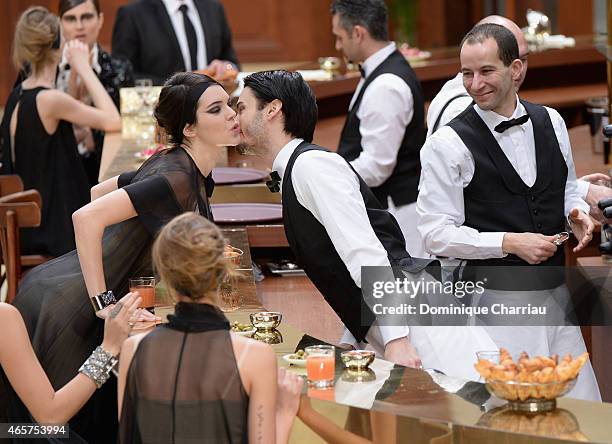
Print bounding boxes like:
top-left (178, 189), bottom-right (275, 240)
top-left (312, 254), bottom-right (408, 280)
top-left (305, 345), bottom-right (336, 389)
top-left (129, 277), bottom-right (156, 310)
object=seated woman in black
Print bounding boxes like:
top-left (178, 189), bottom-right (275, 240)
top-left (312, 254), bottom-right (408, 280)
top-left (0, 6), bottom-right (121, 257)
top-left (118, 213), bottom-right (303, 444)
top-left (11, 71), bottom-right (237, 443)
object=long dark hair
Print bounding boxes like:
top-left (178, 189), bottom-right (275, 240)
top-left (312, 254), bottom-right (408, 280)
top-left (58, 0), bottom-right (100, 17)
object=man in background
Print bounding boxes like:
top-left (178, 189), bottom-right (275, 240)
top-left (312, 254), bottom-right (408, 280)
top-left (331, 0), bottom-right (427, 258)
top-left (112, 0), bottom-right (239, 84)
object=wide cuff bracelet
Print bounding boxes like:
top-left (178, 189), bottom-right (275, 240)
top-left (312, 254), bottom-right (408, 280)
top-left (79, 346), bottom-right (119, 389)
top-left (89, 290), bottom-right (117, 312)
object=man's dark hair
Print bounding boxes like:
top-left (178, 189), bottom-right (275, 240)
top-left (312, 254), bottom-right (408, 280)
top-left (460, 23), bottom-right (518, 66)
top-left (59, 0), bottom-right (100, 17)
top-left (243, 70), bottom-right (318, 142)
top-left (330, 0), bottom-right (388, 42)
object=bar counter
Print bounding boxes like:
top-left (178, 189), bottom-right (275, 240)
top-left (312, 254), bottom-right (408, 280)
top-left (124, 230), bottom-right (612, 444)
top-left (152, 274), bottom-right (612, 444)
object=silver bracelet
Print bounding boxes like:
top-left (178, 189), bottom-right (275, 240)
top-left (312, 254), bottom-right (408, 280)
top-left (79, 346), bottom-right (119, 389)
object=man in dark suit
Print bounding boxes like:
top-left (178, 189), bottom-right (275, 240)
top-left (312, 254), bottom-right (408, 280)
top-left (112, 0), bottom-right (239, 84)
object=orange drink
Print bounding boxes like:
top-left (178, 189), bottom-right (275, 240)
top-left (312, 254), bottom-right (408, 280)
top-left (129, 277), bottom-right (156, 309)
top-left (305, 345), bottom-right (335, 388)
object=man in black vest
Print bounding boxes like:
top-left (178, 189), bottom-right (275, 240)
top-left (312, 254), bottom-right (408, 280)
top-left (236, 70), bottom-right (438, 368)
top-left (331, 0), bottom-right (426, 258)
top-left (417, 24), bottom-right (600, 400)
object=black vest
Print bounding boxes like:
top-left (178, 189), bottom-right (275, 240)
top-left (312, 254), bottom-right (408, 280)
top-left (448, 101), bottom-right (567, 286)
top-left (338, 50), bottom-right (425, 208)
top-left (282, 142), bottom-right (430, 342)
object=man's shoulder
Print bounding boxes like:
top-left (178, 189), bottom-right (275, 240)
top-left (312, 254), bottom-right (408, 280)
top-left (118, 0), bottom-right (151, 13)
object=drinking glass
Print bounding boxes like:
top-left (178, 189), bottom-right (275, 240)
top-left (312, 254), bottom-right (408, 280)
top-left (305, 345), bottom-right (335, 388)
top-left (129, 277), bottom-right (156, 310)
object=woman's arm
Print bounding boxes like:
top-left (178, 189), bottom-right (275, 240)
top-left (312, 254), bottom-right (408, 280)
top-left (117, 333), bottom-right (147, 418)
top-left (91, 176), bottom-right (120, 201)
top-left (72, 188), bottom-right (137, 299)
top-left (297, 398), bottom-right (371, 444)
top-left (40, 41), bottom-right (121, 132)
top-left (244, 341), bottom-right (278, 444)
top-left (0, 295), bottom-right (139, 424)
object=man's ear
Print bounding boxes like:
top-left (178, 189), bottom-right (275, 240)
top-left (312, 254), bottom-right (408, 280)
top-left (510, 58), bottom-right (523, 83)
top-left (353, 25), bottom-right (366, 43)
top-left (266, 99), bottom-right (283, 120)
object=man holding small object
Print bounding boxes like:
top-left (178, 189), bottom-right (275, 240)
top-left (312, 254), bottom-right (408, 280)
top-left (417, 23), bottom-right (600, 400)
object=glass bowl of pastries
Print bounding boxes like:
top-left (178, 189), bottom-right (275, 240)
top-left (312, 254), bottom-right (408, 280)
top-left (475, 348), bottom-right (589, 413)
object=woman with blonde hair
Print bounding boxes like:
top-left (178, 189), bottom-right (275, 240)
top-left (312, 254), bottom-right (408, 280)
top-left (118, 212), bottom-right (303, 444)
top-left (0, 6), bottom-right (121, 257)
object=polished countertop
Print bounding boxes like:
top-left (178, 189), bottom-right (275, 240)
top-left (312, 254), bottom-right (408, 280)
top-left (151, 233), bottom-right (612, 443)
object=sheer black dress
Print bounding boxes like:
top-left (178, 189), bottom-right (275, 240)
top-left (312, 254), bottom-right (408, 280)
top-left (119, 302), bottom-right (249, 444)
top-left (8, 147), bottom-right (214, 443)
top-left (0, 85), bottom-right (91, 257)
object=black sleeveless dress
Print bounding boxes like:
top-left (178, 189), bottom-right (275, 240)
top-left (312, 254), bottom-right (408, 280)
top-left (119, 302), bottom-right (249, 444)
top-left (0, 85), bottom-right (90, 256)
top-left (8, 147), bottom-right (214, 443)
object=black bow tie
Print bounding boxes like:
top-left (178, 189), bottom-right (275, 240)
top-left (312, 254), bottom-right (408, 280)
top-left (266, 171), bottom-right (281, 193)
top-left (494, 114), bottom-right (530, 133)
top-left (358, 65), bottom-right (366, 78)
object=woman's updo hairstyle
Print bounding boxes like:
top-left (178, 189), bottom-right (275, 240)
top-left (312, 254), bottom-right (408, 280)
top-left (152, 213), bottom-right (236, 303)
top-left (13, 7), bottom-right (61, 73)
top-left (153, 72), bottom-right (219, 147)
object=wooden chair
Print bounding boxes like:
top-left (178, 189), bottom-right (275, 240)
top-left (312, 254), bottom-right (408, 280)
top-left (0, 175), bottom-right (24, 197)
top-left (0, 190), bottom-right (51, 303)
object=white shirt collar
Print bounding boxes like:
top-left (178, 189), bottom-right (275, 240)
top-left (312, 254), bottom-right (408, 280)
top-left (361, 42), bottom-right (396, 78)
top-left (272, 138), bottom-right (304, 182)
top-left (59, 43), bottom-right (101, 74)
top-left (473, 95), bottom-right (528, 133)
top-left (162, 0), bottom-right (196, 14)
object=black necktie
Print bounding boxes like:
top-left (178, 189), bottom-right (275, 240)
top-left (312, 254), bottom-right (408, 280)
top-left (266, 171), bottom-right (281, 193)
top-left (358, 64), bottom-right (366, 78)
top-left (179, 4), bottom-right (198, 71)
top-left (494, 114), bottom-right (530, 133)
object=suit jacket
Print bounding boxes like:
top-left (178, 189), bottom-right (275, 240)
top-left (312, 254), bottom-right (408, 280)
top-left (112, 0), bottom-right (239, 84)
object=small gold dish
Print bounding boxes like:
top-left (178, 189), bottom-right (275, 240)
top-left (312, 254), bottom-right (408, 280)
top-left (250, 312), bottom-right (282, 331)
top-left (341, 368), bottom-right (376, 383)
top-left (340, 350), bottom-right (375, 371)
top-left (252, 329), bottom-right (283, 344)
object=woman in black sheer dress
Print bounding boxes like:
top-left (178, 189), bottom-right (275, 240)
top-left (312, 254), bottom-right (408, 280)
top-left (118, 213), bottom-right (303, 444)
top-left (11, 71), bottom-right (236, 443)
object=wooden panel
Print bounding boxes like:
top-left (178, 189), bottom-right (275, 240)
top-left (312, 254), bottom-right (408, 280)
top-left (223, 0), bottom-right (336, 62)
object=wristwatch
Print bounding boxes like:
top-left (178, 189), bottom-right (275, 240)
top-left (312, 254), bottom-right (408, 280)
top-left (90, 290), bottom-right (117, 312)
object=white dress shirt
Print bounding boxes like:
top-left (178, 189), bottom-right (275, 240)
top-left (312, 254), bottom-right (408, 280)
top-left (162, 0), bottom-right (207, 71)
top-left (417, 98), bottom-right (589, 259)
top-left (425, 73), bottom-right (471, 137)
top-left (273, 138), bottom-right (409, 346)
top-left (348, 42), bottom-right (414, 188)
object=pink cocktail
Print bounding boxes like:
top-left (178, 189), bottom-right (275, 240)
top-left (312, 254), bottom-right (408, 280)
top-left (305, 345), bottom-right (335, 388)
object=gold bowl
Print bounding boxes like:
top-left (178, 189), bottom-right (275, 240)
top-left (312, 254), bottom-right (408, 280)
top-left (250, 311), bottom-right (282, 330)
top-left (340, 350), bottom-right (375, 371)
top-left (252, 329), bottom-right (283, 344)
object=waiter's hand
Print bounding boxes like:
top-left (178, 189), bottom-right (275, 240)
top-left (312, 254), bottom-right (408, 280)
top-left (568, 208), bottom-right (594, 252)
top-left (502, 233), bottom-right (557, 264)
top-left (384, 337), bottom-right (422, 368)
